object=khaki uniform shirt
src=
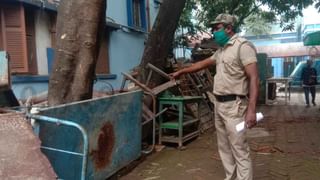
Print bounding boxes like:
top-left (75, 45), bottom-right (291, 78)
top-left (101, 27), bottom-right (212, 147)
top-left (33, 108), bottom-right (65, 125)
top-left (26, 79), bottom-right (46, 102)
top-left (210, 34), bottom-right (257, 96)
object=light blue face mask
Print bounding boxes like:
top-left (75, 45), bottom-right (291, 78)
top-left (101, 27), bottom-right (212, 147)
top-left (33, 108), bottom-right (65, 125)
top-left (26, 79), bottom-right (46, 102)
top-left (213, 28), bottom-right (230, 47)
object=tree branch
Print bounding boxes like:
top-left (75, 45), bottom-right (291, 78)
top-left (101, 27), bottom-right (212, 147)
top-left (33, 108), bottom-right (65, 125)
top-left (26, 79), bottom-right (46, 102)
top-left (237, 3), bottom-right (263, 26)
top-left (229, 0), bottom-right (242, 14)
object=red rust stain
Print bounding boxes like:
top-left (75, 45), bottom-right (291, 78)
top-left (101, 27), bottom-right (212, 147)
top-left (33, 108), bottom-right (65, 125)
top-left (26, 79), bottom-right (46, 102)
top-left (90, 122), bottom-right (115, 170)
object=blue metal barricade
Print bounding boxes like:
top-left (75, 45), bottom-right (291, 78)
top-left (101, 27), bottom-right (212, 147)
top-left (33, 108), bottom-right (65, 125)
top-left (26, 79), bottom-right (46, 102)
top-left (33, 90), bottom-right (142, 180)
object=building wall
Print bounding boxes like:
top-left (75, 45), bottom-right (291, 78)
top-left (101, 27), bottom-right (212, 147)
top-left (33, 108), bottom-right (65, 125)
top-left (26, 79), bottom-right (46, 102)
top-left (107, 31), bottom-right (145, 89)
top-left (35, 10), bottom-right (52, 75)
top-left (12, 9), bottom-right (54, 99)
top-left (244, 18), bottom-right (320, 78)
top-left (105, 0), bottom-right (160, 89)
top-left (11, 0), bottom-right (160, 100)
top-left (12, 81), bottom-right (48, 100)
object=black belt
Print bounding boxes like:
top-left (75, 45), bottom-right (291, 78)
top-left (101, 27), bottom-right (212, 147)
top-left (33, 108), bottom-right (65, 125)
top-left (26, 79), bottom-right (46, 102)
top-left (215, 94), bottom-right (246, 102)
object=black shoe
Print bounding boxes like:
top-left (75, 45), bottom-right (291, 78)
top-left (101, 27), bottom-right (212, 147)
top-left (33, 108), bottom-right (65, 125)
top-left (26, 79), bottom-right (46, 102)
top-left (306, 104), bottom-right (310, 108)
top-left (312, 102), bottom-right (316, 106)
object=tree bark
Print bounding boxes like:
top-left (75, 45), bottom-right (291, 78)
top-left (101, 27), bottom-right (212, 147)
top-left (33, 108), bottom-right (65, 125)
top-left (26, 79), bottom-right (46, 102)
top-left (48, 0), bottom-right (106, 106)
top-left (139, 0), bottom-right (186, 84)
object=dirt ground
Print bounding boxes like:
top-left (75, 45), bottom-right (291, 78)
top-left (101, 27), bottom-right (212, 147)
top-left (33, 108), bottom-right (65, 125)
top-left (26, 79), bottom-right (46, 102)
top-left (119, 92), bottom-right (320, 180)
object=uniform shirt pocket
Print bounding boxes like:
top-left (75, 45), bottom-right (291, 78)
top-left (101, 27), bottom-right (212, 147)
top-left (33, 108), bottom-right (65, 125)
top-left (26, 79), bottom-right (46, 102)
top-left (222, 57), bottom-right (241, 76)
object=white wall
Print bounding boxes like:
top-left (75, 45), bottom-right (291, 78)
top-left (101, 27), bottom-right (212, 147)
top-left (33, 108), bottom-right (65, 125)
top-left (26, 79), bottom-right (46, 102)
top-left (149, 0), bottom-right (160, 26)
top-left (35, 10), bottom-right (52, 75)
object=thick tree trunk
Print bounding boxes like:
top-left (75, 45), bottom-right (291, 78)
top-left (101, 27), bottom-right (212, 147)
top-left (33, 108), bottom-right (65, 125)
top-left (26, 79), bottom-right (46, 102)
top-left (139, 0), bottom-right (186, 84)
top-left (48, 0), bottom-right (106, 106)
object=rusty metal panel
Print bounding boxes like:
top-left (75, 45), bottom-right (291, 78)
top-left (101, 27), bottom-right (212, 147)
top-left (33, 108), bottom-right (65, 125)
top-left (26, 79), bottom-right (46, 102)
top-left (0, 51), bottom-right (9, 89)
top-left (0, 51), bottom-right (19, 107)
top-left (0, 112), bottom-right (56, 179)
top-left (38, 91), bottom-right (143, 180)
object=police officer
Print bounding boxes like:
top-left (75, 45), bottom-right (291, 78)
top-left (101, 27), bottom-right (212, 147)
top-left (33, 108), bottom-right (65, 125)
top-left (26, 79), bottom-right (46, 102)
top-left (171, 14), bottom-right (259, 180)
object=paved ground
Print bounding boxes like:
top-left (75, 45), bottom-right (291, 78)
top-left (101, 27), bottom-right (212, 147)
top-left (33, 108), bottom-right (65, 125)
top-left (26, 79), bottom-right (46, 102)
top-left (119, 92), bottom-right (320, 180)
top-left (0, 112), bottom-right (56, 179)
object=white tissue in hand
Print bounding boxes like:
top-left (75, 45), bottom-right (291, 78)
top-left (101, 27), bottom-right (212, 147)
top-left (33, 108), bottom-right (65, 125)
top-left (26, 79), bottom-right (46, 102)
top-left (236, 112), bottom-right (264, 132)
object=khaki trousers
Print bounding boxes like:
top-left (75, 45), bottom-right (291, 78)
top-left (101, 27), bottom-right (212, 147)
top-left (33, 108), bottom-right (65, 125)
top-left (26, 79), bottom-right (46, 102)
top-left (214, 97), bottom-right (252, 180)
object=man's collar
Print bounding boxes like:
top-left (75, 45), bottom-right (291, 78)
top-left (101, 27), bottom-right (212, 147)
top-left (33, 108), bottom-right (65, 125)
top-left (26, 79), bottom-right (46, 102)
top-left (226, 34), bottom-right (238, 45)
top-left (218, 34), bottom-right (238, 49)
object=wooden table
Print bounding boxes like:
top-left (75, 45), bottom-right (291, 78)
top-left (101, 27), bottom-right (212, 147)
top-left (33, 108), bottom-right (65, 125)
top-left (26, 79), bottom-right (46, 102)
top-left (265, 77), bottom-right (291, 105)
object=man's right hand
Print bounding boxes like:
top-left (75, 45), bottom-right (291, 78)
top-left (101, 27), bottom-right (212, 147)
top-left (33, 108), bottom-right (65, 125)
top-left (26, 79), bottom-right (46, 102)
top-left (169, 58), bottom-right (215, 80)
top-left (170, 71), bottom-right (181, 79)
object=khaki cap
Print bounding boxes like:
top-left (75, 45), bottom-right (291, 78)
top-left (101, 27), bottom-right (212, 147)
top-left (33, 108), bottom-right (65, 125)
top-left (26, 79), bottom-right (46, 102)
top-left (210, 13), bottom-right (237, 26)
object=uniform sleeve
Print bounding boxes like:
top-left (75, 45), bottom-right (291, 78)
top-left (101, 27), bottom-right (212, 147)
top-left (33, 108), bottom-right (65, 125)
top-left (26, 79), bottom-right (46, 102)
top-left (239, 43), bottom-right (257, 66)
